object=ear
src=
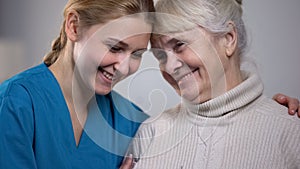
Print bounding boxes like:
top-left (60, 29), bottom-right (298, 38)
top-left (65, 11), bottom-right (80, 42)
top-left (223, 21), bottom-right (238, 57)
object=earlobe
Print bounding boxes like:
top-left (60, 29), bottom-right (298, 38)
top-left (65, 11), bottom-right (80, 42)
top-left (224, 21), bottom-right (238, 57)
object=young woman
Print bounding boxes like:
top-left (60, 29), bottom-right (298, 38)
top-left (0, 0), bottom-right (154, 168)
top-left (128, 0), bottom-right (300, 168)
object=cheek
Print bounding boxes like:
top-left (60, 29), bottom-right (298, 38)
top-left (128, 59), bottom-right (142, 75)
top-left (76, 50), bottom-right (101, 78)
top-left (178, 47), bottom-right (202, 66)
top-left (99, 53), bottom-right (113, 66)
top-left (187, 40), bottom-right (216, 64)
top-left (75, 47), bottom-right (108, 85)
top-left (85, 44), bottom-right (107, 66)
top-left (161, 70), bottom-right (180, 91)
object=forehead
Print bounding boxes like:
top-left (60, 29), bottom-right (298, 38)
top-left (94, 15), bottom-right (152, 41)
top-left (122, 33), bottom-right (151, 48)
top-left (152, 27), bottom-right (206, 46)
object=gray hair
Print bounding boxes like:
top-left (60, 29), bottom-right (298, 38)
top-left (154, 0), bottom-right (247, 57)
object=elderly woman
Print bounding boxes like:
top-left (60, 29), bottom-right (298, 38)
top-left (127, 0), bottom-right (300, 168)
top-left (0, 0), bottom-right (154, 168)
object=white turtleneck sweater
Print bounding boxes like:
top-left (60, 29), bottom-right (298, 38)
top-left (128, 72), bottom-right (300, 169)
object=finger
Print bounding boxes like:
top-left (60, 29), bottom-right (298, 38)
top-left (287, 97), bottom-right (299, 116)
top-left (272, 93), bottom-right (287, 105)
top-left (272, 93), bottom-right (299, 115)
top-left (120, 154), bottom-right (133, 169)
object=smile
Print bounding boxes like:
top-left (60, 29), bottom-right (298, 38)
top-left (177, 68), bottom-right (199, 84)
top-left (98, 67), bottom-right (113, 81)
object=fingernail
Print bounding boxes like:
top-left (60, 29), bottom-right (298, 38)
top-left (279, 96), bottom-right (285, 100)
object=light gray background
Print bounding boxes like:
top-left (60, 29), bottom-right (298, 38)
top-left (0, 0), bottom-right (299, 114)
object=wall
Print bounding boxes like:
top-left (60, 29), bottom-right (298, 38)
top-left (0, 0), bottom-right (66, 81)
top-left (0, 0), bottom-right (299, 115)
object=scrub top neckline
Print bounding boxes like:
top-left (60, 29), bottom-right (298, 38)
top-left (44, 63), bottom-right (86, 150)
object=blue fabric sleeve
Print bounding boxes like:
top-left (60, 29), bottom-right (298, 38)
top-left (0, 84), bottom-right (37, 169)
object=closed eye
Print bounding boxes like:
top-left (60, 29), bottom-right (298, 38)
top-left (174, 40), bottom-right (187, 53)
top-left (131, 49), bottom-right (147, 59)
top-left (103, 39), bottom-right (126, 53)
top-left (152, 49), bottom-right (167, 64)
top-left (108, 45), bottom-right (123, 53)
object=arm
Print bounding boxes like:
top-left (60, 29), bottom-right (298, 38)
top-left (0, 84), bottom-right (37, 169)
top-left (273, 93), bottom-right (300, 117)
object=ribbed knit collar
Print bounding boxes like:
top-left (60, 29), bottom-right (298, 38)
top-left (182, 72), bottom-right (263, 120)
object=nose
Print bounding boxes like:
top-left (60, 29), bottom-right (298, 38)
top-left (113, 53), bottom-right (130, 75)
top-left (164, 51), bottom-right (183, 75)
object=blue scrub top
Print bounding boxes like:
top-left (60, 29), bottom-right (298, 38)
top-left (0, 63), bottom-right (148, 169)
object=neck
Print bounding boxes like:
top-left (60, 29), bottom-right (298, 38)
top-left (183, 71), bottom-right (263, 118)
top-left (225, 66), bottom-right (243, 92)
top-left (48, 47), bottom-right (93, 116)
top-left (191, 61), bottom-right (243, 104)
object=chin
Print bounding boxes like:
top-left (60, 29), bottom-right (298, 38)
top-left (181, 93), bottom-right (199, 103)
top-left (179, 88), bottom-right (198, 101)
top-left (179, 84), bottom-right (200, 99)
top-left (94, 84), bottom-right (112, 95)
top-left (95, 89), bottom-right (111, 95)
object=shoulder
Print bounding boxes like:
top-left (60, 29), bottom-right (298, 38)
top-left (143, 105), bottom-right (181, 124)
top-left (106, 90), bottom-right (148, 118)
top-left (0, 79), bottom-right (32, 106)
top-left (95, 90), bottom-right (149, 133)
top-left (255, 96), bottom-right (300, 160)
top-left (0, 80), bottom-right (34, 130)
top-left (0, 63), bottom-right (51, 98)
top-left (110, 90), bottom-right (140, 108)
top-left (0, 63), bottom-right (57, 118)
top-left (130, 105), bottom-right (183, 158)
top-left (136, 105), bottom-right (181, 137)
top-left (254, 96), bottom-right (300, 124)
top-left (248, 96), bottom-right (300, 139)
top-left (96, 90), bottom-right (142, 111)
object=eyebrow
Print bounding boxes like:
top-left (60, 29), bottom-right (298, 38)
top-left (104, 37), bottom-right (148, 53)
top-left (104, 38), bottom-right (129, 48)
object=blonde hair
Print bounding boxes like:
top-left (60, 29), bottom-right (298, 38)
top-left (44, 0), bottom-right (154, 66)
top-left (154, 0), bottom-right (247, 57)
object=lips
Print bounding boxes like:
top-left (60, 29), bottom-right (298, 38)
top-left (98, 67), bottom-right (113, 81)
top-left (177, 68), bottom-right (199, 84)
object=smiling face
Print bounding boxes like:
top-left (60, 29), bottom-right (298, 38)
top-left (73, 16), bottom-right (152, 95)
top-left (151, 27), bottom-right (229, 103)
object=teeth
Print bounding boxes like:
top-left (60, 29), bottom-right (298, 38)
top-left (103, 71), bottom-right (113, 80)
top-left (177, 69), bottom-right (198, 85)
top-left (183, 73), bottom-right (192, 80)
top-left (178, 72), bottom-right (193, 84)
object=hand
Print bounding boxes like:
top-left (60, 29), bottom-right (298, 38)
top-left (273, 93), bottom-right (300, 117)
top-left (119, 154), bottom-right (134, 169)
